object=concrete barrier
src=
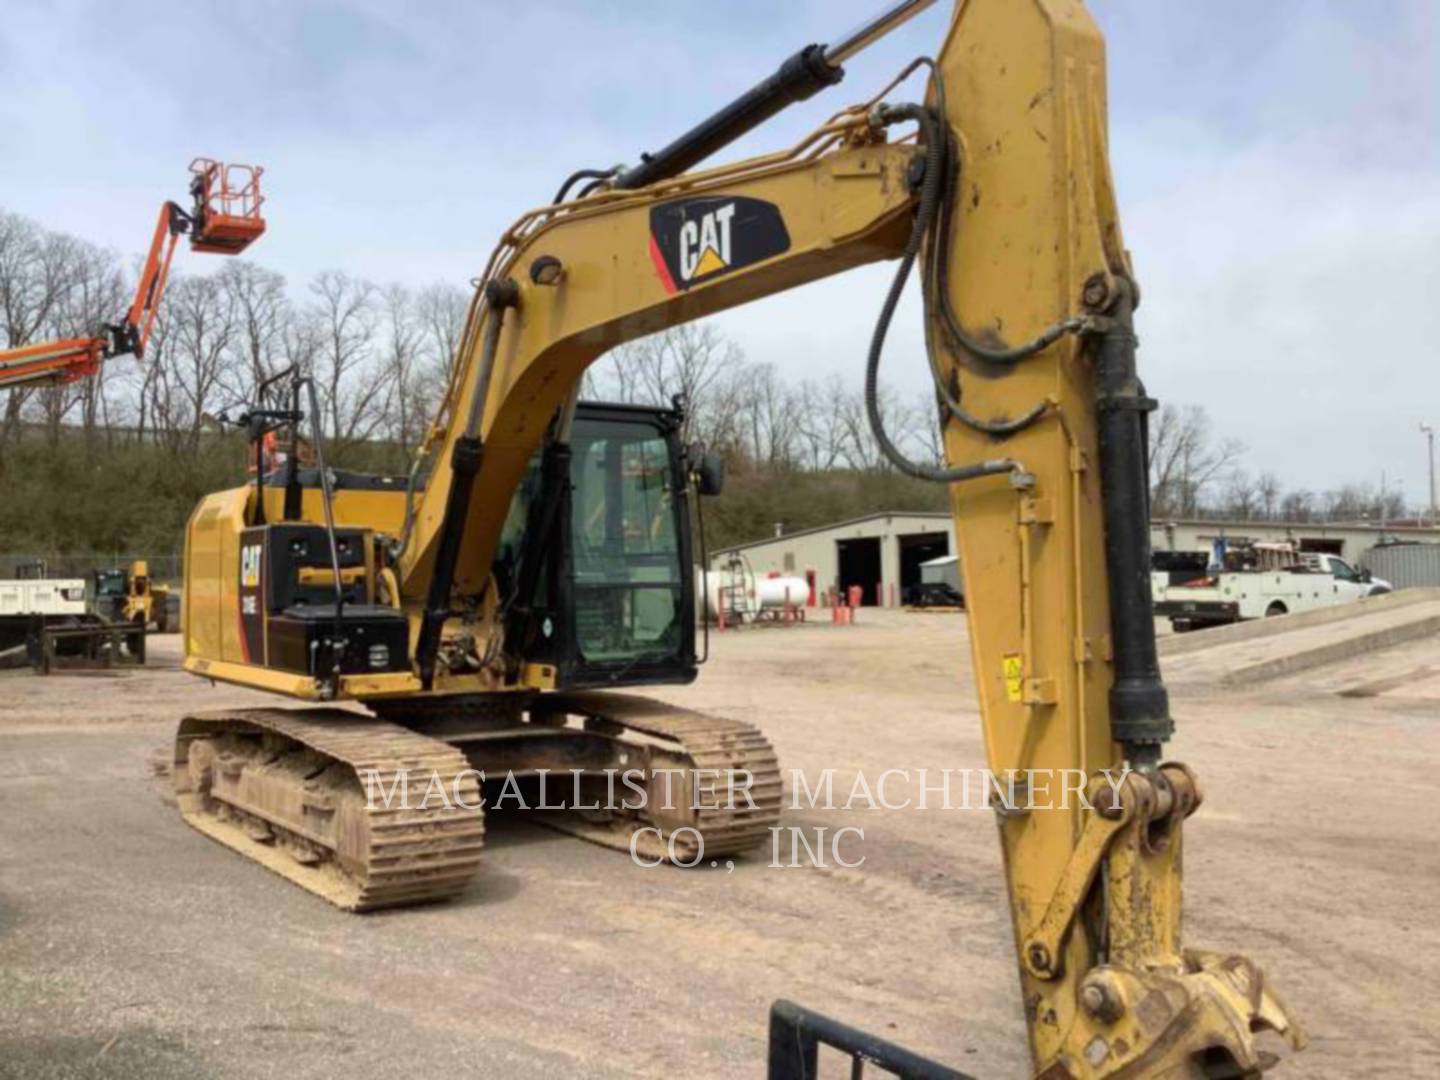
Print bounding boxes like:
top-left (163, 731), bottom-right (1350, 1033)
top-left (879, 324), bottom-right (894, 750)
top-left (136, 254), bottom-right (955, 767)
top-left (1158, 587), bottom-right (1440, 658)
top-left (1220, 611), bottom-right (1440, 686)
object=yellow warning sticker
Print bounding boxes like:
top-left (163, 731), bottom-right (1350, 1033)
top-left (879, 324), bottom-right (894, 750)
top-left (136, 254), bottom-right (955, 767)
top-left (1002, 654), bottom-right (1024, 703)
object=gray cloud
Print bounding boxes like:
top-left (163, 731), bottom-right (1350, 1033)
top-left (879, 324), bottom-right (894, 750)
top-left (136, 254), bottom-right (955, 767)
top-left (2, 0), bottom-right (1434, 502)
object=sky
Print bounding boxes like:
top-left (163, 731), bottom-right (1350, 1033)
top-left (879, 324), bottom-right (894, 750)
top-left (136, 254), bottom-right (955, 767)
top-left (2, 0), bottom-right (1436, 505)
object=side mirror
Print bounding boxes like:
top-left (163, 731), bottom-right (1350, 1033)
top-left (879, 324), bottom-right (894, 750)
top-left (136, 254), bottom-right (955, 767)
top-left (1359, 568), bottom-right (1372, 583)
top-left (689, 443), bottom-right (724, 496)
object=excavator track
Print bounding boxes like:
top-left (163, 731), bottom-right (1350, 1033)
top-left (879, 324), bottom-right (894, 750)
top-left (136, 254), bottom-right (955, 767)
top-left (173, 708), bottom-right (485, 911)
top-left (531, 692), bottom-right (784, 863)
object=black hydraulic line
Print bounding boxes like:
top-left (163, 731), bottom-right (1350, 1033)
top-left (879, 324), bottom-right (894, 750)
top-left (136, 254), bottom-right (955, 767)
top-left (552, 167), bottom-right (619, 204)
top-left (930, 361), bottom-right (1048, 436)
top-left (613, 44), bottom-right (844, 191)
top-left (693, 462), bottom-right (710, 665)
top-left (503, 440), bottom-right (571, 657)
top-left (414, 280), bottom-right (519, 690)
top-left (1093, 280), bottom-right (1172, 765)
top-left (394, 446), bottom-right (430, 558)
top-left (922, 63), bottom-right (1087, 368)
top-left (282, 398), bottom-right (304, 519)
top-left (863, 102), bottom-right (1025, 484)
top-left (302, 376), bottom-right (347, 695)
top-left (911, 60), bottom-right (1171, 761)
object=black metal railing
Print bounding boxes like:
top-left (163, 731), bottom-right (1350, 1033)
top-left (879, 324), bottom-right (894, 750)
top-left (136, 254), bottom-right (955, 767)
top-left (768, 1001), bottom-right (978, 1080)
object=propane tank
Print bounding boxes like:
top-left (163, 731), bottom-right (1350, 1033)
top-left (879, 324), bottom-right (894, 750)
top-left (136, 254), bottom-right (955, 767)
top-left (755, 575), bottom-right (809, 610)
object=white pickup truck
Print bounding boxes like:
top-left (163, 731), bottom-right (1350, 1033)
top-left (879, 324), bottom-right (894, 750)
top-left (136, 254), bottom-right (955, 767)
top-left (1153, 546), bottom-right (1391, 631)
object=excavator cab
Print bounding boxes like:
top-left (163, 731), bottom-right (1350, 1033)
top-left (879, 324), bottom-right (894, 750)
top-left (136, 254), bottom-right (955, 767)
top-left (187, 158), bottom-right (266, 254)
top-left (92, 569), bottom-right (129, 617)
top-left (497, 401), bottom-right (703, 691)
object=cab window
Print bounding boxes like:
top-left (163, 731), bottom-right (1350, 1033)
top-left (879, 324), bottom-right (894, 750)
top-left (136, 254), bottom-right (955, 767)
top-left (569, 421), bottom-right (682, 663)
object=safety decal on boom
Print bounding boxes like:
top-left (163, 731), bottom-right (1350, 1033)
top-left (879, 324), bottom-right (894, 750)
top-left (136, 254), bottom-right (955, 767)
top-left (1002, 654), bottom-right (1024, 704)
top-left (648, 196), bottom-right (790, 294)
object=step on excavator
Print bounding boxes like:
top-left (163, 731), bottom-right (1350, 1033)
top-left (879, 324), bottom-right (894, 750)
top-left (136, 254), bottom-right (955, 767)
top-left (0, 159), bottom-right (265, 389)
top-left (170, 1), bottom-right (1303, 1075)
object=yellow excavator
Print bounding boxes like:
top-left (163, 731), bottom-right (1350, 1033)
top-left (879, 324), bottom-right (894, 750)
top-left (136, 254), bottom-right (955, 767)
top-left (172, 0), bottom-right (1302, 1075)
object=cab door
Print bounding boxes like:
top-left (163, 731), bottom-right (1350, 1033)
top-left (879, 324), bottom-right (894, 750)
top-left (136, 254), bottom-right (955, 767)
top-left (1326, 557), bottom-right (1368, 600)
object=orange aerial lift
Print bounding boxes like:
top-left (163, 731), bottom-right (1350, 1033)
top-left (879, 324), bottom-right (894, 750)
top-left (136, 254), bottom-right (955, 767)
top-left (0, 159), bottom-right (266, 389)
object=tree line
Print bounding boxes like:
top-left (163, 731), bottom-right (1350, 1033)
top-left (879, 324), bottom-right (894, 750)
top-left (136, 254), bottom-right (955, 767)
top-left (0, 204), bottom-right (1417, 561)
top-left (0, 206), bottom-right (950, 556)
top-left (1147, 403), bottom-right (1409, 525)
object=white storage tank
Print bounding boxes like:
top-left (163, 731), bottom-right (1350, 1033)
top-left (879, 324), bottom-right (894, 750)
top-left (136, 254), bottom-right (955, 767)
top-left (695, 566), bottom-right (808, 622)
top-left (755, 575), bottom-right (809, 609)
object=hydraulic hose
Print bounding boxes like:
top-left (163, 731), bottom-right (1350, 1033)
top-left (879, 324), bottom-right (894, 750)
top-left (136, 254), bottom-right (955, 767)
top-left (553, 167), bottom-right (620, 205)
top-left (864, 102), bottom-right (1024, 484)
top-left (414, 278), bottom-right (519, 688)
top-left (923, 67), bottom-right (1089, 367)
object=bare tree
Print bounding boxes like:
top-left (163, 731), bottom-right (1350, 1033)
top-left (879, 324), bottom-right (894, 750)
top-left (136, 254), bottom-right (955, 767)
top-left (1279, 489), bottom-right (1314, 523)
top-left (220, 260), bottom-right (291, 401)
top-left (378, 284), bottom-right (428, 452)
top-left (0, 216), bottom-right (92, 457)
top-left (61, 242), bottom-right (127, 454)
top-left (735, 363), bottom-right (800, 468)
top-left (0, 212), bottom-right (82, 349)
top-left (145, 274), bottom-right (238, 454)
top-left (591, 323), bottom-right (742, 444)
top-left (834, 380), bottom-right (915, 472)
top-left (793, 376), bottom-right (853, 471)
top-left (591, 338), bottom-right (649, 405)
top-left (415, 282), bottom-right (469, 383)
top-left (1149, 404), bottom-right (1244, 517)
top-left (1256, 471), bottom-right (1282, 521)
top-left (913, 389), bottom-right (946, 467)
top-left (1221, 469), bottom-right (1259, 520)
top-left (305, 271), bottom-right (390, 450)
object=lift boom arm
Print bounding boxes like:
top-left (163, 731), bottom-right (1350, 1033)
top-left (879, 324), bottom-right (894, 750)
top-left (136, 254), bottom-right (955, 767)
top-left (0, 159), bottom-right (265, 390)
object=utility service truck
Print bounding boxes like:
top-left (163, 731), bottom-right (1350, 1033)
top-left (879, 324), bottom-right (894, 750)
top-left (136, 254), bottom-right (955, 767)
top-left (1154, 541), bottom-right (1391, 631)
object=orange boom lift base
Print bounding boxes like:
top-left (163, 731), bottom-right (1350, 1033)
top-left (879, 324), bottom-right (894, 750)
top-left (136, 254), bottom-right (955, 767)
top-left (0, 159), bottom-right (266, 389)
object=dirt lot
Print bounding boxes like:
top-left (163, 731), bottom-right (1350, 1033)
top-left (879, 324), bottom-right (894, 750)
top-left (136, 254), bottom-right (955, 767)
top-left (1, 611), bottom-right (1438, 1079)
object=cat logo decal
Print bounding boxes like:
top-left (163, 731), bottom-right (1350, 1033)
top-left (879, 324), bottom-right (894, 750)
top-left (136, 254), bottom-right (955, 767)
top-left (648, 196), bottom-right (790, 294)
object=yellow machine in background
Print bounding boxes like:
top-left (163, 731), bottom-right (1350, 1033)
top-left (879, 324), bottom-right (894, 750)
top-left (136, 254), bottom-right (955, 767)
top-left (94, 560), bottom-right (171, 634)
top-left (173, 0), bottom-right (1302, 1074)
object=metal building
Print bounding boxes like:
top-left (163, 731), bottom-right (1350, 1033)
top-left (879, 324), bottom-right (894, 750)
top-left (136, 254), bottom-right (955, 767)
top-left (1149, 519), bottom-right (1440, 567)
top-left (710, 512), bottom-right (1440, 608)
top-left (710, 512), bottom-right (955, 607)
top-left (1360, 542), bottom-right (1440, 588)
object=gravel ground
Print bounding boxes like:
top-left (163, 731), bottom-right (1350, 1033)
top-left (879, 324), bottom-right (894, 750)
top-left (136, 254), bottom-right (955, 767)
top-left (1, 611), bottom-right (1437, 1079)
